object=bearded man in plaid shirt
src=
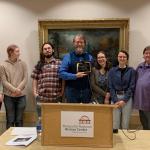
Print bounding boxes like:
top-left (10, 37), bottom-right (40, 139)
top-left (31, 42), bottom-right (65, 130)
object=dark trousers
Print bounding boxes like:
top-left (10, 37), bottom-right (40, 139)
top-left (0, 102), bottom-right (2, 110)
top-left (139, 110), bottom-right (150, 130)
top-left (65, 87), bottom-right (91, 103)
top-left (4, 95), bottom-right (26, 129)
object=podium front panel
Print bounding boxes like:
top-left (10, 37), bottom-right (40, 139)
top-left (41, 103), bottom-right (114, 148)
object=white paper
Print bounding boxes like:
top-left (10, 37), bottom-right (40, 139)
top-left (11, 127), bottom-right (37, 136)
top-left (6, 135), bottom-right (37, 146)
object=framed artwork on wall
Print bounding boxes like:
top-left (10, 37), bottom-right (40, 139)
top-left (38, 19), bottom-right (129, 65)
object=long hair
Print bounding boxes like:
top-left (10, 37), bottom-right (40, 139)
top-left (35, 42), bottom-right (54, 71)
top-left (95, 51), bottom-right (111, 71)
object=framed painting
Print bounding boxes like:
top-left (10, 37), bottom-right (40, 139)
top-left (38, 19), bottom-right (129, 65)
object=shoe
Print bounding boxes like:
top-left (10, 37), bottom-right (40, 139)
top-left (113, 129), bottom-right (118, 133)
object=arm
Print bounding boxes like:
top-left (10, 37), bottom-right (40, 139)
top-left (59, 54), bottom-right (77, 80)
top-left (0, 65), bottom-right (17, 93)
top-left (60, 80), bottom-right (65, 96)
top-left (0, 82), bottom-right (3, 103)
top-left (108, 69), bottom-right (118, 103)
top-left (17, 62), bottom-right (28, 91)
top-left (90, 68), bottom-right (106, 96)
top-left (59, 54), bottom-right (87, 80)
top-left (32, 79), bottom-right (38, 97)
top-left (123, 68), bottom-right (136, 102)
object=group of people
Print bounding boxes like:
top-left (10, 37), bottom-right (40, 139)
top-left (0, 34), bottom-right (150, 133)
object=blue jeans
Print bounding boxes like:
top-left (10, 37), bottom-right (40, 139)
top-left (65, 87), bottom-right (92, 103)
top-left (112, 94), bottom-right (132, 129)
top-left (4, 95), bottom-right (26, 129)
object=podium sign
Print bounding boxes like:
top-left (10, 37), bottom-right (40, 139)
top-left (61, 111), bottom-right (94, 137)
top-left (41, 103), bottom-right (114, 148)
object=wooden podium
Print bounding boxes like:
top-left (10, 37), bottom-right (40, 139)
top-left (41, 103), bottom-right (114, 148)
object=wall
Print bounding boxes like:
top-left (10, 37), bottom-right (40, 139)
top-left (0, 0), bottom-right (150, 111)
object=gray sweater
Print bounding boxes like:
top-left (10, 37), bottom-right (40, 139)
top-left (0, 59), bottom-right (28, 96)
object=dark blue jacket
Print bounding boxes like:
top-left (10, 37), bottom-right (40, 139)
top-left (59, 51), bottom-right (93, 89)
top-left (108, 66), bottom-right (136, 103)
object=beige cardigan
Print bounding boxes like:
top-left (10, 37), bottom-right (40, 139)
top-left (0, 59), bottom-right (28, 96)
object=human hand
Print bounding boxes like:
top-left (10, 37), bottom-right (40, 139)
top-left (11, 89), bottom-right (22, 97)
top-left (115, 100), bottom-right (126, 108)
top-left (34, 92), bottom-right (39, 98)
top-left (104, 93), bottom-right (110, 104)
top-left (76, 72), bottom-right (87, 78)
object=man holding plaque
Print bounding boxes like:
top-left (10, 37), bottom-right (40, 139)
top-left (59, 34), bottom-right (93, 103)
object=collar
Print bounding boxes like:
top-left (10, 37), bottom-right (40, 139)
top-left (45, 57), bottom-right (56, 64)
top-left (139, 62), bottom-right (150, 68)
top-left (73, 51), bottom-right (87, 57)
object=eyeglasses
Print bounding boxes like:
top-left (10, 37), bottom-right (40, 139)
top-left (97, 56), bottom-right (106, 59)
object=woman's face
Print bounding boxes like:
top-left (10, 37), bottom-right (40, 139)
top-left (97, 52), bottom-right (107, 67)
top-left (143, 49), bottom-right (150, 64)
top-left (118, 52), bottom-right (128, 66)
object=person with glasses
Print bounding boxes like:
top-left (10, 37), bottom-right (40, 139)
top-left (91, 51), bottom-right (111, 104)
top-left (108, 50), bottom-right (136, 133)
top-left (59, 34), bottom-right (93, 103)
top-left (134, 46), bottom-right (150, 130)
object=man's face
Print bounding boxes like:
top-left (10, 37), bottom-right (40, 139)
top-left (143, 49), bottom-right (150, 64)
top-left (73, 36), bottom-right (86, 54)
top-left (11, 48), bottom-right (20, 60)
top-left (43, 44), bottom-right (53, 58)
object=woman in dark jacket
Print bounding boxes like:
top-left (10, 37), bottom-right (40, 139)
top-left (108, 50), bottom-right (135, 132)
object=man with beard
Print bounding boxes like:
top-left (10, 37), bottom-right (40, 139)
top-left (31, 42), bottom-right (64, 131)
top-left (59, 34), bottom-right (93, 103)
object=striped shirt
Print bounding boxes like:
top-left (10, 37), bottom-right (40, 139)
top-left (31, 58), bottom-right (62, 102)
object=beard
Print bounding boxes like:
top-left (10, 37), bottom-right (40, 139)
top-left (75, 47), bottom-right (84, 55)
top-left (45, 54), bottom-right (53, 58)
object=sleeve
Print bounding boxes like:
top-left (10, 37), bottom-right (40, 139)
top-left (59, 54), bottom-right (77, 80)
top-left (108, 69), bottom-right (118, 103)
top-left (0, 65), bottom-right (17, 93)
top-left (17, 61), bottom-right (28, 90)
top-left (31, 67), bottom-right (39, 80)
top-left (90, 68), bottom-right (106, 97)
top-left (123, 68), bottom-right (136, 102)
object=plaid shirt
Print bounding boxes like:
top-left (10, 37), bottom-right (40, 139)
top-left (31, 58), bottom-right (62, 102)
